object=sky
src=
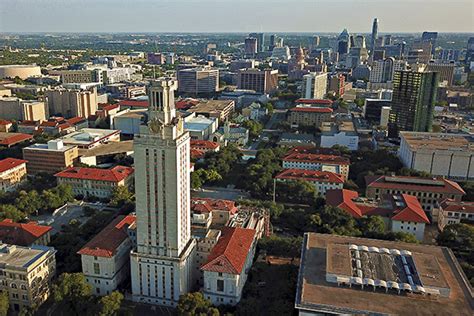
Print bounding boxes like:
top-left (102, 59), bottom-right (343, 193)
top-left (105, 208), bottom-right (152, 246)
top-left (0, 0), bottom-right (473, 33)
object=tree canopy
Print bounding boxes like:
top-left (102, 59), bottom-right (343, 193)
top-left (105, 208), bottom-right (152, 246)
top-left (177, 292), bottom-right (219, 316)
top-left (99, 291), bottom-right (124, 316)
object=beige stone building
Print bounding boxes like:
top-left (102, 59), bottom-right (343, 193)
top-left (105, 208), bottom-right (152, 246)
top-left (237, 69), bottom-right (278, 94)
top-left (45, 87), bottom-right (98, 118)
top-left (287, 106), bottom-right (333, 128)
top-left (22, 140), bottom-right (78, 174)
top-left (0, 243), bottom-right (56, 312)
top-left (0, 97), bottom-right (47, 122)
top-left (0, 158), bottom-right (28, 192)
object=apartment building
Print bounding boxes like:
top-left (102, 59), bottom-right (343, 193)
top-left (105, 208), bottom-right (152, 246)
top-left (22, 140), bottom-right (79, 174)
top-left (0, 158), bottom-right (27, 192)
top-left (55, 165), bottom-right (134, 198)
top-left (0, 98), bottom-right (46, 122)
top-left (0, 244), bottom-right (56, 312)
top-left (302, 72), bottom-right (328, 99)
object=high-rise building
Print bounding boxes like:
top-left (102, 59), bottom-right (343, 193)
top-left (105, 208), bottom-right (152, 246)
top-left (130, 79), bottom-right (196, 307)
top-left (467, 37), bottom-right (474, 63)
top-left (370, 18), bottom-right (379, 53)
top-left (337, 29), bottom-right (350, 55)
top-left (369, 57), bottom-right (407, 83)
top-left (236, 69), bottom-right (278, 94)
top-left (389, 70), bottom-right (439, 135)
top-left (421, 31), bottom-right (438, 54)
top-left (426, 61), bottom-right (455, 86)
top-left (312, 36), bottom-right (320, 48)
top-left (177, 67), bottom-right (219, 95)
top-left (45, 87), bottom-right (98, 118)
top-left (354, 35), bottom-right (366, 48)
top-left (302, 72), bottom-right (328, 99)
top-left (0, 98), bottom-right (47, 122)
top-left (244, 37), bottom-right (257, 56)
top-left (269, 34), bottom-right (277, 51)
top-left (249, 33), bottom-right (265, 52)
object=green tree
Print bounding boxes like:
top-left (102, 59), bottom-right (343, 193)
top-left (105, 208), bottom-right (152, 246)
top-left (0, 204), bottom-right (26, 222)
top-left (53, 273), bottom-right (93, 315)
top-left (191, 171), bottom-right (204, 190)
top-left (110, 186), bottom-right (133, 208)
top-left (0, 291), bottom-right (9, 316)
top-left (275, 180), bottom-right (317, 205)
top-left (177, 292), bottom-right (219, 316)
top-left (99, 291), bottom-right (124, 316)
top-left (15, 190), bottom-right (42, 214)
top-left (242, 119), bottom-right (263, 139)
top-left (359, 215), bottom-right (386, 236)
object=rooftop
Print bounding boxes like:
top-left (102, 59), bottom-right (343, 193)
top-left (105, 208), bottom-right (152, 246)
top-left (59, 128), bottom-right (120, 147)
top-left (0, 219), bottom-right (52, 246)
top-left (295, 99), bottom-right (334, 105)
top-left (77, 215), bottom-right (136, 258)
top-left (190, 140), bottom-right (220, 150)
top-left (439, 199), bottom-right (474, 214)
top-left (283, 152), bottom-right (350, 165)
top-left (296, 233), bottom-right (473, 315)
top-left (290, 106), bottom-right (333, 113)
top-left (0, 244), bottom-right (55, 269)
top-left (366, 175), bottom-right (466, 195)
top-left (191, 197), bottom-right (238, 215)
top-left (276, 169), bottom-right (345, 184)
top-left (0, 132), bottom-right (33, 147)
top-left (321, 121), bottom-right (357, 136)
top-left (201, 227), bottom-right (255, 274)
top-left (55, 165), bottom-right (134, 182)
top-left (0, 157), bottom-right (27, 173)
top-left (400, 132), bottom-right (473, 152)
top-left (78, 140), bottom-right (133, 158)
top-left (188, 100), bottom-right (234, 113)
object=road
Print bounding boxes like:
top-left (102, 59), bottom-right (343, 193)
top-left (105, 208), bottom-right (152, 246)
top-left (193, 186), bottom-right (250, 201)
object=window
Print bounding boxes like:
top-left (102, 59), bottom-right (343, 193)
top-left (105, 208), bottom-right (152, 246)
top-left (93, 263), bottom-right (100, 274)
top-left (217, 279), bottom-right (224, 292)
top-left (96, 288), bottom-right (100, 294)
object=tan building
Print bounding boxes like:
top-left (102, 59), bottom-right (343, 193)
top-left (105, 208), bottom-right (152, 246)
top-left (0, 158), bottom-right (28, 192)
top-left (45, 87), bottom-right (98, 118)
top-left (0, 97), bottom-right (47, 122)
top-left (426, 62), bottom-right (455, 86)
top-left (0, 65), bottom-right (41, 80)
top-left (237, 69), bottom-right (278, 94)
top-left (22, 140), bottom-right (78, 174)
top-left (177, 67), bottom-right (219, 95)
top-left (55, 165), bottom-right (134, 198)
top-left (0, 243), bottom-right (56, 312)
top-left (287, 106), bottom-right (332, 127)
top-left (58, 70), bottom-right (99, 84)
top-left (187, 100), bottom-right (235, 123)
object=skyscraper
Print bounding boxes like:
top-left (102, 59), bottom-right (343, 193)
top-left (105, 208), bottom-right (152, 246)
top-left (131, 79), bottom-right (196, 307)
top-left (421, 31), bottom-right (438, 54)
top-left (389, 70), bottom-right (439, 135)
top-left (337, 29), bottom-right (350, 55)
top-left (370, 18), bottom-right (379, 53)
top-left (249, 33), bottom-right (265, 53)
top-left (244, 37), bottom-right (257, 56)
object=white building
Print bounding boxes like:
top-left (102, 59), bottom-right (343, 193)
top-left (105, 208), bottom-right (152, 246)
top-left (78, 215), bottom-right (136, 296)
top-left (387, 195), bottom-right (429, 241)
top-left (0, 158), bottom-right (28, 192)
top-left (275, 169), bottom-right (345, 196)
top-left (437, 199), bottom-right (474, 231)
top-left (201, 227), bottom-right (256, 306)
top-left (302, 72), bottom-right (328, 99)
top-left (320, 121), bottom-right (359, 151)
top-left (398, 132), bottom-right (474, 181)
top-left (282, 151), bottom-right (350, 180)
top-left (130, 79), bottom-right (196, 307)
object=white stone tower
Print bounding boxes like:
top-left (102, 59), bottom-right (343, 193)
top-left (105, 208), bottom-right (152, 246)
top-left (130, 79), bottom-right (196, 306)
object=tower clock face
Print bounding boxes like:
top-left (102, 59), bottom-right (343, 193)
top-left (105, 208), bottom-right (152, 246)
top-left (148, 117), bottom-right (164, 134)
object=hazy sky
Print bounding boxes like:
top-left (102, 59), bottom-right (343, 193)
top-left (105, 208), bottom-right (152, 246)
top-left (1, 0), bottom-right (473, 33)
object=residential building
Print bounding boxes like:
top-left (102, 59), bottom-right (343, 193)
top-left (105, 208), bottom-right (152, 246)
top-left (22, 140), bottom-right (78, 174)
top-left (78, 215), bottom-right (136, 296)
top-left (130, 79), bottom-right (197, 307)
top-left (187, 100), bottom-right (234, 124)
top-left (282, 150), bottom-right (350, 180)
top-left (275, 169), bottom-right (344, 196)
top-left (320, 121), bottom-right (359, 151)
top-left (177, 67), bottom-right (219, 95)
top-left (0, 220), bottom-right (51, 247)
top-left (0, 243), bottom-right (56, 312)
top-left (369, 58), bottom-right (407, 83)
top-left (0, 158), bottom-right (27, 192)
top-left (398, 132), bottom-right (474, 181)
top-left (0, 98), bottom-right (46, 122)
top-left (365, 174), bottom-right (465, 218)
top-left (295, 233), bottom-right (473, 315)
top-left (45, 87), bottom-right (98, 118)
top-left (237, 69), bottom-right (278, 94)
top-left (55, 165), bottom-right (134, 198)
top-left (302, 72), bottom-right (328, 100)
top-left (437, 199), bottom-right (474, 231)
top-left (389, 71), bottom-right (438, 134)
top-left (201, 227), bottom-right (256, 306)
top-left (287, 105), bottom-right (332, 128)
top-left (426, 61), bottom-right (455, 86)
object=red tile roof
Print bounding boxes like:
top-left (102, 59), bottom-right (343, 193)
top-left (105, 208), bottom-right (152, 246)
top-left (390, 194), bottom-right (430, 224)
top-left (275, 168), bottom-right (345, 184)
top-left (40, 121), bottom-right (59, 128)
top-left (119, 100), bottom-right (149, 108)
top-left (190, 149), bottom-right (206, 160)
top-left (289, 106), bottom-right (333, 113)
top-left (0, 120), bottom-right (12, 125)
top-left (295, 99), bottom-right (333, 105)
top-left (201, 227), bottom-right (255, 274)
top-left (176, 99), bottom-right (199, 110)
top-left (98, 103), bottom-right (120, 111)
top-left (283, 152), bottom-right (350, 165)
top-left (0, 133), bottom-right (32, 146)
top-left (286, 146), bottom-right (340, 156)
top-left (0, 219), bottom-right (52, 246)
top-left (190, 140), bottom-right (220, 150)
top-left (439, 199), bottom-right (474, 214)
top-left (55, 165), bottom-right (134, 182)
top-left (326, 189), bottom-right (363, 218)
top-left (77, 215), bottom-right (136, 258)
top-left (66, 116), bottom-right (86, 125)
top-left (191, 198), bottom-right (238, 215)
top-left (0, 158), bottom-right (27, 173)
top-left (366, 175), bottom-right (465, 195)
